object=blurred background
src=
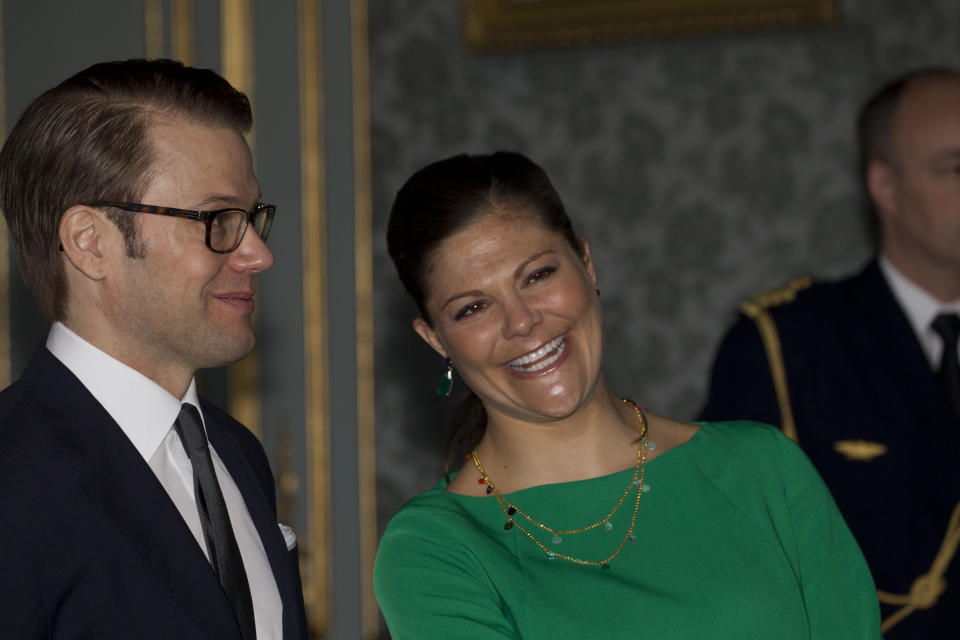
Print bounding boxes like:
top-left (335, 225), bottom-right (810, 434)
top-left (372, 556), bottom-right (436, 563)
top-left (2, 1), bottom-right (958, 637)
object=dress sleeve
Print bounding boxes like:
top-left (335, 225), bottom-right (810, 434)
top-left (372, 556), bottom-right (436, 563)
top-left (699, 314), bottom-right (782, 426)
top-left (774, 432), bottom-right (882, 638)
top-left (374, 506), bottom-right (520, 640)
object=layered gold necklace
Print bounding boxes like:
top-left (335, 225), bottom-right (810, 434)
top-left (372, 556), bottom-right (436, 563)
top-left (471, 398), bottom-right (652, 570)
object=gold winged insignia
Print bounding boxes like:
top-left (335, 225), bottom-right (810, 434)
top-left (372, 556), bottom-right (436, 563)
top-left (832, 439), bottom-right (888, 461)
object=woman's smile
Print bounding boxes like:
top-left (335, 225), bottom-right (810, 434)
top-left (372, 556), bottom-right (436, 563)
top-left (504, 333), bottom-right (569, 376)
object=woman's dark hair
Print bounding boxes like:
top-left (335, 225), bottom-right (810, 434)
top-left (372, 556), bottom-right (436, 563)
top-left (386, 151), bottom-right (582, 472)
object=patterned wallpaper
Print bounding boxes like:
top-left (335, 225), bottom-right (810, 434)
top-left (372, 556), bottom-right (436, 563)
top-left (369, 0), bottom-right (960, 527)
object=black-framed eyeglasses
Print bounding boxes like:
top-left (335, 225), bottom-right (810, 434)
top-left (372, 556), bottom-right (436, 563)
top-left (84, 200), bottom-right (276, 253)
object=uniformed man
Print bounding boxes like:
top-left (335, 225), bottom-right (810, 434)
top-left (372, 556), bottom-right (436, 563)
top-left (701, 68), bottom-right (960, 637)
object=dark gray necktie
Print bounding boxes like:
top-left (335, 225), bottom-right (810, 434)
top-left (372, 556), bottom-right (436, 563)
top-left (174, 403), bottom-right (257, 639)
top-left (932, 313), bottom-right (960, 420)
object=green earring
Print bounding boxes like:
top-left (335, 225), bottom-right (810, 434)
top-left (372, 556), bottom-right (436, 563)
top-left (437, 358), bottom-right (454, 397)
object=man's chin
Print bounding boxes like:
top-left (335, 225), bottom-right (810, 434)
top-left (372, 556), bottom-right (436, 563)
top-left (197, 331), bottom-right (257, 369)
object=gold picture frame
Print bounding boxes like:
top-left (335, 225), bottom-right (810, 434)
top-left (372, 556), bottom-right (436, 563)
top-left (464, 0), bottom-right (838, 50)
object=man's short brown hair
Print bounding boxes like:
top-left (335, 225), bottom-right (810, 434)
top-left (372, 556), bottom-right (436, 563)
top-left (857, 66), bottom-right (960, 177)
top-left (0, 58), bottom-right (252, 320)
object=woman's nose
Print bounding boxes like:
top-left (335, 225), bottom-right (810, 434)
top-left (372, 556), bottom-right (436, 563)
top-left (501, 295), bottom-right (541, 338)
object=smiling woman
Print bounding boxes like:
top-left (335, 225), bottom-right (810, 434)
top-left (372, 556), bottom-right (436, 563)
top-left (411, 212), bottom-right (602, 428)
top-left (374, 152), bottom-right (883, 639)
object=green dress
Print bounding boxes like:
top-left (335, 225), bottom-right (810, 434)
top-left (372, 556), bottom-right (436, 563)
top-left (374, 421), bottom-right (881, 639)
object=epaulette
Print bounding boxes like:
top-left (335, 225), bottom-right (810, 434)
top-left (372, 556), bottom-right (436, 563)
top-left (734, 276), bottom-right (813, 445)
top-left (739, 276), bottom-right (813, 319)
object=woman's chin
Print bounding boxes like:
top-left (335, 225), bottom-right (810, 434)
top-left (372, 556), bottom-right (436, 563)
top-left (494, 386), bottom-right (594, 422)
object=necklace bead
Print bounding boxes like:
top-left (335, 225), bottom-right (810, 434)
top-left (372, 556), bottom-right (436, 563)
top-left (472, 398), bottom-right (650, 569)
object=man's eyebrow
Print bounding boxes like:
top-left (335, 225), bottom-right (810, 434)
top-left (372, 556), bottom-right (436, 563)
top-left (932, 149), bottom-right (960, 161)
top-left (190, 193), bottom-right (262, 209)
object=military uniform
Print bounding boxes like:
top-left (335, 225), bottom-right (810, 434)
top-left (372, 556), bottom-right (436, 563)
top-left (701, 259), bottom-right (960, 637)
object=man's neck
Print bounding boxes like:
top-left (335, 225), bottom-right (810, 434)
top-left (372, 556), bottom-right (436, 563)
top-left (60, 317), bottom-right (195, 398)
top-left (882, 249), bottom-right (960, 303)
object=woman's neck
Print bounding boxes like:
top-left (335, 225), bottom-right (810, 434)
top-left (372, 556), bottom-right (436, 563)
top-left (472, 386), bottom-right (643, 494)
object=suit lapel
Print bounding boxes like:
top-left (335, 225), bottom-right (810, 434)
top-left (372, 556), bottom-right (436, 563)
top-left (78, 432), bottom-right (243, 639)
top-left (23, 348), bottom-right (241, 639)
top-left (205, 414), bottom-right (305, 639)
top-left (842, 261), bottom-right (954, 430)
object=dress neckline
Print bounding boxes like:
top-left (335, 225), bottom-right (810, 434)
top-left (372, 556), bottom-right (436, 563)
top-left (439, 421), bottom-right (711, 499)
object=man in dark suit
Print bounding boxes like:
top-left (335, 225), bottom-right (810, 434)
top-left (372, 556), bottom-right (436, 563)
top-left (701, 68), bottom-right (960, 637)
top-left (0, 59), bottom-right (307, 639)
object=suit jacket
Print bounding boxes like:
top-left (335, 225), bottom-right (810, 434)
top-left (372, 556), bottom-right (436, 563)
top-left (0, 345), bottom-right (307, 639)
top-left (701, 259), bottom-right (960, 638)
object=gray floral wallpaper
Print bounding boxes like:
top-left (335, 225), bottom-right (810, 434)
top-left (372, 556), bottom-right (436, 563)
top-left (369, 0), bottom-right (960, 529)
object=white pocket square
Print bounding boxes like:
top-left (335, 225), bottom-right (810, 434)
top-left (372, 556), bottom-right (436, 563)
top-left (278, 523), bottom-right (297, 550)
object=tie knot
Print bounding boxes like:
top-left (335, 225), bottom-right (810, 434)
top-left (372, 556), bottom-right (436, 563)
top-left (932, 313), bottom-right (960, 347)
top-left (174, 403), bottom-right (209, 457)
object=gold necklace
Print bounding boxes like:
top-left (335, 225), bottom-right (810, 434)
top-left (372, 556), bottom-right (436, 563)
top-left (471, 398), bottom-right (651, 570)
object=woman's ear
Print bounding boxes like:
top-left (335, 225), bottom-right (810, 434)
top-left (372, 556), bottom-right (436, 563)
top-left (412, 317), bottom-right (448, 359)
top-left (578, 236), bottom-right (598, 289)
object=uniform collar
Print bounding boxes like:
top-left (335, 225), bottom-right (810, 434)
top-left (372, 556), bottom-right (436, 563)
top-left (879, 255), bottom-right (960, 366)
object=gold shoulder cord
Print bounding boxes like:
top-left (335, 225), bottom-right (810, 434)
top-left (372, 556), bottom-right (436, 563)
top-left (876, 502), bottom-right (960, 633)
top-left (739, 276), bottom-right (960, 633)
top-left (738, 276), bottom-right (812, 443)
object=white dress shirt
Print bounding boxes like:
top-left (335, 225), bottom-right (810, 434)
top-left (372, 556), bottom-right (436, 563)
top-left (879, 256), bottom-right (960, 370)
top-left (46, 322), bottom-right (284, 639)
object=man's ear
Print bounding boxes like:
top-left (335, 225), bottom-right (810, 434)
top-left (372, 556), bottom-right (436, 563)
top-left (58, 205), bottom-right (113, 281)
top-left (579, 236), bottom-right (598, 289)
top-left (412, 317), bottom-right (448, 359)
top-left (867, 159), bottom-right (898, 222)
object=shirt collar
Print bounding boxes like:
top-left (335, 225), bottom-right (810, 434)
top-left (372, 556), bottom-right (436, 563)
top-left (879, 255), bottom-right (947, 339)
top-left (880, 255), bottom-right (960, 327)
top-left (46, 321), bottom-right (202, 462)
top-left (879, 255), bottom-right (960, 369)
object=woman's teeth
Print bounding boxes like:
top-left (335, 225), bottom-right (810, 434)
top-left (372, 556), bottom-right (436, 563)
top-left (508, 336), bottom-right (566, 371)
